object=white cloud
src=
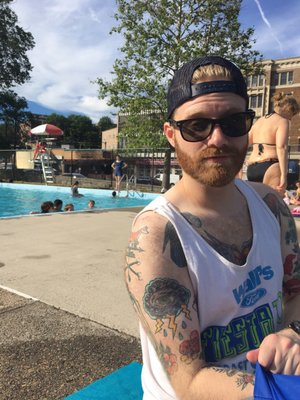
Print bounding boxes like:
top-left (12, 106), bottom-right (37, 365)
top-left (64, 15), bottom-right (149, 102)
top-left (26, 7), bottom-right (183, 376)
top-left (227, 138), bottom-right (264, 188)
top-left (10, 0), bottom-right (300, 124)
top-left (11, 0), bottom-right (120, 122)
top-left (250, 9), bottom-right (300, 59)
top-left (253, 0), bottom-right (283, 54)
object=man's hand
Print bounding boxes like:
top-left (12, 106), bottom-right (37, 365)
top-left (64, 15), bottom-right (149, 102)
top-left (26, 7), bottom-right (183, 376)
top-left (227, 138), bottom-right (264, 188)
top-left (246, 329), bottom-right (300, 375)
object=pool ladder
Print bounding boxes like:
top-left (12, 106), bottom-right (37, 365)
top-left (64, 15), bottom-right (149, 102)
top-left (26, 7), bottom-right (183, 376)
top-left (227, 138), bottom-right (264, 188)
top-left (121, 174), bottom-right (144, 197)
top-left (40, 154), bottom-right (55, 185)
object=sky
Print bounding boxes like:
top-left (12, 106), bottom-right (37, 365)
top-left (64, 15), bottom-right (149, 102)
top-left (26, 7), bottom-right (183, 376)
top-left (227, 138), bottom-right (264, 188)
top-left (10, 0), bottom-right (300, 124)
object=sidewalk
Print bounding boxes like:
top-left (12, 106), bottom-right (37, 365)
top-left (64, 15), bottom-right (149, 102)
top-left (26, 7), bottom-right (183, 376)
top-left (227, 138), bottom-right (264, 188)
top-left (0, 210), bottom-right (142, 399)
top-left (0, 209), bottom-right (140, 337)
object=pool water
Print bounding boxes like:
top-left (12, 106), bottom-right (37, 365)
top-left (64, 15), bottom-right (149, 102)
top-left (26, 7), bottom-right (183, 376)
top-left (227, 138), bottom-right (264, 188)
top-left (0, 183), bottom-right (157, 218)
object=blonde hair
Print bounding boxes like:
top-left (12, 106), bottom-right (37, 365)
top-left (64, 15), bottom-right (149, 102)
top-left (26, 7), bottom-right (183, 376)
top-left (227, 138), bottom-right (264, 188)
top-left (192, 65), bottom-right (233, 83)
top-left (273, 92), bottom-right (299, 116)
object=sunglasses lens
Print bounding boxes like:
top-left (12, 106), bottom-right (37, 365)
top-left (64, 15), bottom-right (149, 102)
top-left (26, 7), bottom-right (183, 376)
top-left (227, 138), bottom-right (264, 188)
top-left (221, 113), bottom-right (252, 137)
top-left (180, 119), bottom-right (212, 142)
top-left (174, 112), bottom-right (254, 142)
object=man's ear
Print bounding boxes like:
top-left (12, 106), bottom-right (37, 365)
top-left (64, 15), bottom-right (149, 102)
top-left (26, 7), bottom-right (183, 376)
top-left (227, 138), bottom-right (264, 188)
top-left (164, 122), bottom-right (176, 148)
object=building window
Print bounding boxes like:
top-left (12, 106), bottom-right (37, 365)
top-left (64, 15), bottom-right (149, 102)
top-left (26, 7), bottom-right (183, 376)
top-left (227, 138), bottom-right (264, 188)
top-left (138, 165), bottom-right (151, 178)
top-left (247, 74), bottom-right (264, 87)
top-left (250, 94), bottom-right (263, 109)
top-left (273, 71), bottom-right (294, 86)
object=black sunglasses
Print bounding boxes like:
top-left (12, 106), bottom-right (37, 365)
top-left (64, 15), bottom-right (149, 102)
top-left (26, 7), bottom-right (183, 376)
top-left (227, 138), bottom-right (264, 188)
top-left (169, 110), bottom-right (255, 142)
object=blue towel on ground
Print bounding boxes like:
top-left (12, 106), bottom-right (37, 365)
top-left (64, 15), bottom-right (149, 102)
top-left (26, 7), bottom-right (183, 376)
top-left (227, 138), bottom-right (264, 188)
top-left (254, 362), bottom-right (300, 399)
top-left (64, 362), bottom-right (143, 400)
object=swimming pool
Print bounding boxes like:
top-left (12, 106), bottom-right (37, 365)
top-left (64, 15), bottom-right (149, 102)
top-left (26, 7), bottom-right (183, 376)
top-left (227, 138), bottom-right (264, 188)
top-left (0, 183), bottom-right (158, 218)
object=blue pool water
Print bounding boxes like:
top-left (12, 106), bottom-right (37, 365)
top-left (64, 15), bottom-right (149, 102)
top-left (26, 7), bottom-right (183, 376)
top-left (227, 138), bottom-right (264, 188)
top-left (0, 183), bottom-right (157, 218)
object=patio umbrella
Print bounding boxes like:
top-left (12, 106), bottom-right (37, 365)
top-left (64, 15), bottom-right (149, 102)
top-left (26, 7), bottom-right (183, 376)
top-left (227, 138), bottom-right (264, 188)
top-left (30, 124), bottom-right (64, 136)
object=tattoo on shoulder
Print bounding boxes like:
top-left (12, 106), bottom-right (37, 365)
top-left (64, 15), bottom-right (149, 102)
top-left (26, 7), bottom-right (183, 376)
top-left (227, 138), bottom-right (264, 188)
top-left (182, 212), bottom-right (202, 229)
top-left (125, 225), bottom-right (149, 282)
top-left (211, 366), bottom-right (254, 390)
top-left (143, 277), bottom-right (191, 338)
top-left (163, 221), bottom-right (187, 268)
top-left (263, 193), bottom-right (290, 223)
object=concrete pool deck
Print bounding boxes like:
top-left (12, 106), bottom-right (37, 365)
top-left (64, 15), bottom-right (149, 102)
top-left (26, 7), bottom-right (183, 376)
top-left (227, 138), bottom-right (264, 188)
top-left (0, 209), bottom-right (141, 338)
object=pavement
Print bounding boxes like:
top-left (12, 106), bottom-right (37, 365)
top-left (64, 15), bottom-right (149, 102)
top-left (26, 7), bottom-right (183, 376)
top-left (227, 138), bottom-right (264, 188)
top-left (0, 209), bottom-right (140, 338)
top-left (0, 209), bottom-right (143, 400)
top-left (1, 208), bottom-right (300, 400)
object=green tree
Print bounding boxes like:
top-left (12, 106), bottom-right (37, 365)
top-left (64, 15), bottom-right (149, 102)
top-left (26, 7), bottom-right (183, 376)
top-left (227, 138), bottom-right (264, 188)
top-left (0, 0), bottom-right (35, 89)
top-left (45, 113), bottom-right (69, 133)
top-left (97, 0), bottom-right (262, 149)
top-left (45, 114), bottom-right (100, 148)
top-left (0, 90), bottom-right (28, 149)
top-left (65, 115), bottom-right (99, 148)
top-left (97, 116), bottom-right (117, 131)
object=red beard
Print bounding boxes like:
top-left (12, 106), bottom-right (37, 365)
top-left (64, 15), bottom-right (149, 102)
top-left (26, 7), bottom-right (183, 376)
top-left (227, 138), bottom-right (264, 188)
top-left (175, 138), bottom-right (247, 187)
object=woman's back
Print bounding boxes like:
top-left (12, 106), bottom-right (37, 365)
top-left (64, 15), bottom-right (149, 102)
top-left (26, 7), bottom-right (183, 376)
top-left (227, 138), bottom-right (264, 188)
top-left (246, 93), bottom-right (299, 195)
top-left (248, 113), bottom-right (289, 163)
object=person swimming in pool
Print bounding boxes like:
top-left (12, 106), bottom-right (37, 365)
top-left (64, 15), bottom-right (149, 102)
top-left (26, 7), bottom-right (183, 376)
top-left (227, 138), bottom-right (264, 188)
top-left (247, 92), bottom-right (299, 196)
top-left (88, 199), bottom-right (95, 208)
top-left (71, 181), bottom-right (84, 197)
top-left (111, 155), bottom-right (127, 192)
top-left (64, 203), bottom-right (74, 212)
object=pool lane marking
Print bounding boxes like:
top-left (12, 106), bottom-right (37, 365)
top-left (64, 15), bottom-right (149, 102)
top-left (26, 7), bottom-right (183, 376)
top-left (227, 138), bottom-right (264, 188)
top-left (0, 285), bottom-right (38, 301)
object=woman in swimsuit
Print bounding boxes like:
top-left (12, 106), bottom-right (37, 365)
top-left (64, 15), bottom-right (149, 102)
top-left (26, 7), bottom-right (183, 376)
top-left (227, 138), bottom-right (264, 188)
top-left (247, 93), bottom-right (299, 196)
top-left (111, 155), bottom-right (127, 192)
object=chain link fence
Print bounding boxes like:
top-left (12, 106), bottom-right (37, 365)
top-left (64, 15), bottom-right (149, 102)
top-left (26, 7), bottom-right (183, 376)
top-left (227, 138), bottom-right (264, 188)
top-left (1, 144), bottom-right (300, 190)
top-left (0, 146), bottom-right (181, 192)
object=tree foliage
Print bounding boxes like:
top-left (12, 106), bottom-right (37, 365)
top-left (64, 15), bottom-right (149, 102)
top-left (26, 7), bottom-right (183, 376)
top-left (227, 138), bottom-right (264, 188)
top-left (97, 0), bottom-right (262, 149)
top-left (0, 0), bottom-right (35, 90)
top-left (0, 90), bottom-right (28, 148)
top-left (45, 114), bottom-right (100, 148)
top-left (97, 116), bottom-right (117, 131)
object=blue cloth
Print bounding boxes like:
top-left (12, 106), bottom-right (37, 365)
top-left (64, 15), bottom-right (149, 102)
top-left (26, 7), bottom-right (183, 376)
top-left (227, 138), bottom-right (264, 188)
top-left (64, 362), bottom-right (143, 400)
top-left (254, 363), bottom-right (300, 399)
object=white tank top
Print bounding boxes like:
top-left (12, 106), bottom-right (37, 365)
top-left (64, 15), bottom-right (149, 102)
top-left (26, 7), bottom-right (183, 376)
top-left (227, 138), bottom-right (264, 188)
top-left (137, 180), bottom-right (284, 400)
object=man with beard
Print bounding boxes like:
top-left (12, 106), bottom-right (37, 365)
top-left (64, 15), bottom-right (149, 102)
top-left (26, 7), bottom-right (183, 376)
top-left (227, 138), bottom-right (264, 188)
top-left (124, 56), bottom-right (300, 399)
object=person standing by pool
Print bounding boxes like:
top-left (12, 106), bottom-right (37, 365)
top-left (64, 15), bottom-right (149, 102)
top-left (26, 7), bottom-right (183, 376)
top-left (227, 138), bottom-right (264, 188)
top-left (111, 155), bottom-right (127, 192)
top-left (247, 93), bottom-right (299, 196)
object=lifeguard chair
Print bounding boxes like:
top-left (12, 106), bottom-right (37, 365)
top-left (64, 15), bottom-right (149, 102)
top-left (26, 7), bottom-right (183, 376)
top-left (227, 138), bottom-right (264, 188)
top-left (30, 124), bottom-right (64, 185)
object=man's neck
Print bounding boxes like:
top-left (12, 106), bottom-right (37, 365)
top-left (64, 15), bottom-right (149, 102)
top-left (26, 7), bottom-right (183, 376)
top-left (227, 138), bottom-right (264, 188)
top-left (165, 176), bottom-right (243, 216)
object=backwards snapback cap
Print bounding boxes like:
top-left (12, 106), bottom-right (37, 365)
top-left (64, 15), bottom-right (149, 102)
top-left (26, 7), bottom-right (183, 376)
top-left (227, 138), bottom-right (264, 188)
top-left (167, 55), bottom-right (248, 118)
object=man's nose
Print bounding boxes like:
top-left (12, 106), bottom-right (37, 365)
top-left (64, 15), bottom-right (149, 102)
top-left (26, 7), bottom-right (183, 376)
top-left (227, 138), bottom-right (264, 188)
top-left (206, 124), bottom-right (229, 146)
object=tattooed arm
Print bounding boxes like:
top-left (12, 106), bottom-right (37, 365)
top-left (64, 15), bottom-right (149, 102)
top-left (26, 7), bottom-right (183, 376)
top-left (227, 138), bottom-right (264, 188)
top-left (125, 211), bottom-right (254, 400)
top-left (247, 184), bottom-right (300, 375)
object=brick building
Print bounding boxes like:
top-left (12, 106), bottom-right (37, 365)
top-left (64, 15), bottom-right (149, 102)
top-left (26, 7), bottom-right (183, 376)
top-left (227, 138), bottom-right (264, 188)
top-left (247, 56), bottom-right (300, 149)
